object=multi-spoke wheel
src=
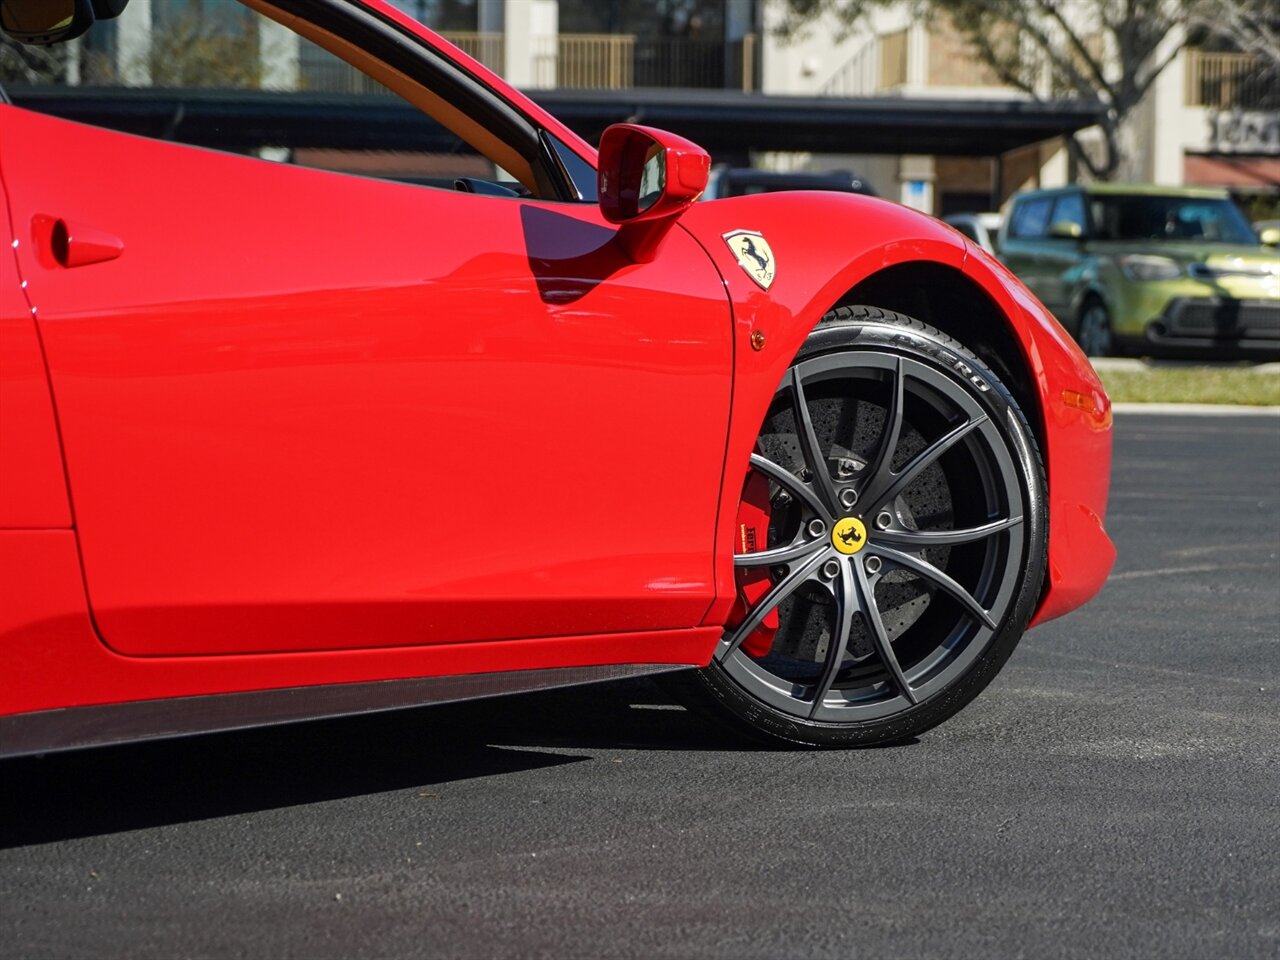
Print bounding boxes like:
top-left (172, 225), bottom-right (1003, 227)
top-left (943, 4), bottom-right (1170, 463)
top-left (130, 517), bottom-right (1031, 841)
top-left (683, 306), bottom-right (1047, 747)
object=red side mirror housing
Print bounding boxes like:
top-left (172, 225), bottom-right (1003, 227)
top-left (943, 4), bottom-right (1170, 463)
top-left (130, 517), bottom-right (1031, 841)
top-left (598, 124), bottom-right (710, 262)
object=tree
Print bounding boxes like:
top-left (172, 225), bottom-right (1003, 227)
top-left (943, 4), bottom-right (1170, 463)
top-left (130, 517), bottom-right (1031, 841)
top-left (1, 37), bottom-right (69, 84)
top-left (2, 3), bottom-right (262, 90)
top-left (776, 0), bottom-right (1229, 180)
top-left (1194, 0), bottom-right (1279, 68)
top-left (141, 7), bottom-right (261, 89)
top-left (1191, 0), bottom-right (1280, 110)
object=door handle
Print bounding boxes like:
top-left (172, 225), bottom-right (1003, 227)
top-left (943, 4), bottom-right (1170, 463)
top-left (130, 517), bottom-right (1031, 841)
top-left (33, 215), bottom-right (124, 268)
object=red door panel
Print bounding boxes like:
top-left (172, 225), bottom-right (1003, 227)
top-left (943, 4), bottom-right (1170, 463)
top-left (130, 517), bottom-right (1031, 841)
top-left (1, 188), bottom-right (72, 529)
top-left (1, 107), bottom-right (733, 656)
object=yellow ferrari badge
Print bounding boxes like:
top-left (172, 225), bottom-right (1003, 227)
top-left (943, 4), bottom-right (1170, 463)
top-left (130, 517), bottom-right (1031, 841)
top-left (831, 517), bottom-right (868, 555)
top-left (724, 231), bottom-right (776, 290)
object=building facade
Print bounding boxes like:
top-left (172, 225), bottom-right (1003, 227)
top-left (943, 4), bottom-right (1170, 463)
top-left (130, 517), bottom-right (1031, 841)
top-left (38, 0), bottom-right (1280, 217)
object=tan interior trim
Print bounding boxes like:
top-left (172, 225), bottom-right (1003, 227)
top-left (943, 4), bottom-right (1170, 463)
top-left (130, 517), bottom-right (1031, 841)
top-left (242, 0), bottom-right (537, 192)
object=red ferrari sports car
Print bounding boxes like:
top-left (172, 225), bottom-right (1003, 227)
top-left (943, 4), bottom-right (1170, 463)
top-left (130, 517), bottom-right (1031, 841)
top-left (0, 0), bottom-right (1114, 754)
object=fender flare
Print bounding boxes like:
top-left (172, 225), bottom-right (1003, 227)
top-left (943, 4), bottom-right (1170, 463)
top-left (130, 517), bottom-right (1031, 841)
top-left (676, 192), bottom-right (1101, 628)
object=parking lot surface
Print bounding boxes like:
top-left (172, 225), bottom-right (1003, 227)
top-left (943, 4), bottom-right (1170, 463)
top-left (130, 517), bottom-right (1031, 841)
top-left (2, 411), bottom-right (1278, 959)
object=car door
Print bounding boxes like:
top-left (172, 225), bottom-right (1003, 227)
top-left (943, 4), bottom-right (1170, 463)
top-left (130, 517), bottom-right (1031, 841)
top-left (1038, 191), bottom-right (1090, 320)
top-left (0, 104), bottom-right (733, 657)
top-left (1001, 194), bottom-right (1056, 313)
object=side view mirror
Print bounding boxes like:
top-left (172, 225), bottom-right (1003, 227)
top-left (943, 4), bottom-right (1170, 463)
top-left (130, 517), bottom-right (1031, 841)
top-left (1258, 226), bottom-right (1280, 248)
top-left (1048, 220), bottom-right (1084, 241)
top-left (598, 123), bottom-right (710, 263)
top-left (0, 0), bottom-right (126, 45)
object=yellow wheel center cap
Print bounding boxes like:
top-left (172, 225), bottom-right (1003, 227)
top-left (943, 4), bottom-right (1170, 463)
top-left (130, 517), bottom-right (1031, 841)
top-left (831, 517), bottom-right (868, 555)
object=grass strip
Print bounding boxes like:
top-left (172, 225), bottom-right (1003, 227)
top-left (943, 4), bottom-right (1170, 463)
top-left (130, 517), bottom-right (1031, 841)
top-left (1095, 365), bottom-right (1280, 406)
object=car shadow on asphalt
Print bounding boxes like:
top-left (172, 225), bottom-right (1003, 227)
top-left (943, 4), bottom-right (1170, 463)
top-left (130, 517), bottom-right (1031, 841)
top-left (0, 677), bottom-right (758, 848)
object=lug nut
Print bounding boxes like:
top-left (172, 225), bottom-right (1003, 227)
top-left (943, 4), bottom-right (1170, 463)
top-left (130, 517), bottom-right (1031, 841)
top-left (820, 559), bottom-right (842, 580)
top-left (839, 488), bottom-right (858, 509)
top-left (865, 556), bottom-right (882, 574)
top-left (875, 511), bottom-right (893, 530)
top-left (807, 518), bottom-right (826, 538)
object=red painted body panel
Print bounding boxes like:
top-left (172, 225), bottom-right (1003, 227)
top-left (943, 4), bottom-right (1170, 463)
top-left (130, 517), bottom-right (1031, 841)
top-left (0, 163), bottom-right (72, 529)
top-left (0, 530), bottom-right (719, 716)
top-left (2, 106), bottom-right (732, 657)
top-left (0, 1), bottom-right (1113, 732)
top-left (961, 244), bottom-right (1115, 625)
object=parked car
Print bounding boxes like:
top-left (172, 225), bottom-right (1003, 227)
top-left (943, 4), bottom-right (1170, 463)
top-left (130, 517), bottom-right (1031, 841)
top-left (944, 212), bottom-right (1002, 255)
top-left (1000, 184), bottom-right (1280, 357)
top-left (0, 0), bottom-right (1113, 754)
top-left (704, 166), bottom-right (876, 200)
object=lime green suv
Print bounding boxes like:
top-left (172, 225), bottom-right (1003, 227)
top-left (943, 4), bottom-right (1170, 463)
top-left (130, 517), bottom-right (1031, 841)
top-left (999, 184), bottom-right (1280, 357)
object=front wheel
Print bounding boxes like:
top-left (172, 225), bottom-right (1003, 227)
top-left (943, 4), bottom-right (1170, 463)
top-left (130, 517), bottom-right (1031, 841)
top-left (681, 306), bottom-right (1047, 747)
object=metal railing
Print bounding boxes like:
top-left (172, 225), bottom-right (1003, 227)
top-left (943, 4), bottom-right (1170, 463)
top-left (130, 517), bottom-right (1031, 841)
top-left (820, 30), bottom-right (908, 97)
top-left (636, 37), bottom-right (730, 89)
top-left (546, 34), bottom-right (634, 88)
top-left (438, 31), bottom-right (505, 75)
top-left (822, 24), bottom-right (1038, 98)
top-left (109, 28), bottom-right (756, 95)
top-left (821, 37), bottom-right (880, 97)
top-left (549, 34), bottom-right (757, 90)
top-left (1185, 49), bottom-right (1275, 109)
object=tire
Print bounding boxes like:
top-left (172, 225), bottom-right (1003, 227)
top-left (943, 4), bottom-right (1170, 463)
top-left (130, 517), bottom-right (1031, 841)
top-left (677, 306), bottom-right (1047, 747)
top-left (1076, 299), bottom-right (1113, 357)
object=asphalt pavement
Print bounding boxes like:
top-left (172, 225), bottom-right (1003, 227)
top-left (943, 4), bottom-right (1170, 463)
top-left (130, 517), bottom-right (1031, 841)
top-left (2, 411), bottom-right (1278, 959)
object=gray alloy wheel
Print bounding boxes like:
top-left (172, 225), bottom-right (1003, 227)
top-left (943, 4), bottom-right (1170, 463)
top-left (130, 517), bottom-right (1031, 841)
top-left (678, 306), bottom-right (1047, 747)
top-left (1077, 300), bottom-right (1113, 357)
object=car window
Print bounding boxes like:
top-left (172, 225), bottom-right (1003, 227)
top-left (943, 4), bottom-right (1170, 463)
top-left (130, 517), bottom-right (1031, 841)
top-left (35, 0), bottom-right (569, 199)
top-left (1089, 195), bottom-right (1257, 244)
top-left (1050, 192), bottom-right (1087, 235)
top-left (1009, 197), bottom-right (1054, 239)
top-left (950, 221), bottom-right (979, 242)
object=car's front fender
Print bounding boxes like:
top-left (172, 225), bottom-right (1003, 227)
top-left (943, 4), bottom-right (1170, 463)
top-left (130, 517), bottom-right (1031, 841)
top-left (677, 191), bottom-right (1113, 630)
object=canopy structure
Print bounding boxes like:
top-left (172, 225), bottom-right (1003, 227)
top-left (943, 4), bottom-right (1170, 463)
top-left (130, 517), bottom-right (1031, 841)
top-left (9, 85), bottom-right (1100, 159)
top-left (533, 88), bottom-right (1102, 158)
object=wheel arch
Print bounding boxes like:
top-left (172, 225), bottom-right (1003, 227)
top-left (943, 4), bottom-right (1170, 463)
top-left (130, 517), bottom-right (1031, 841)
top-left (833, 260), bottom-right (1046, 459)
top-left (696, 249), bottom-right (1058, 631)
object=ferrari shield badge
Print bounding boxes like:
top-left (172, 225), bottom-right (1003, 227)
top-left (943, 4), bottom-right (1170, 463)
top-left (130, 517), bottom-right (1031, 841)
top-left (723, 231), bottom-right (776, 290)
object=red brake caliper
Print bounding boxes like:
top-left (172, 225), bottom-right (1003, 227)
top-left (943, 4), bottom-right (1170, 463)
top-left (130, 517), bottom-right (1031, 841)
top-left (732, 468), bottom-right (779, 658)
